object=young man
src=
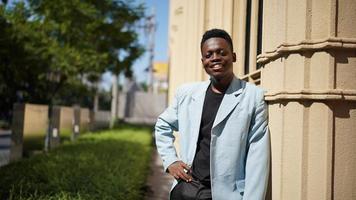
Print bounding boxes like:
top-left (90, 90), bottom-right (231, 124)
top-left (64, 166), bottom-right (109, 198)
top-left (155, 29), bottom-right (270, 200)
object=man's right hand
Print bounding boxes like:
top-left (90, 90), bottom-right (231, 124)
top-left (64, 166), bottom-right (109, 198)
top-left (167, 161), bottom-right (193, 182)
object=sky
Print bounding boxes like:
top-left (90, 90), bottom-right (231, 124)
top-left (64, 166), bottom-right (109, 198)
top-left (100, 0), bottom-right (169, 90)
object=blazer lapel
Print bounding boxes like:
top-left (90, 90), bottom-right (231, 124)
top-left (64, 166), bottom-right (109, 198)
top-left (212, 77), bottom-right (245, 128)
top-left (188, 81), bottom-right (210, 147)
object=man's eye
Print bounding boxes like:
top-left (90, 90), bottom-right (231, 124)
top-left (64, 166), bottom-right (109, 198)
top-left (205, 54), bottom-right (211, 58)
top-left (219, 50), bottom-right (226, 56)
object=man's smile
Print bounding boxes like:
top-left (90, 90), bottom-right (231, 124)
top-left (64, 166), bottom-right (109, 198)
top-left (210, 63), bottom-right (223, 69)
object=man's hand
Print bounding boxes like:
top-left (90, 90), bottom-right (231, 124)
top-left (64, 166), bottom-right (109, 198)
top-left (167, 161), bottom-right (192, 182)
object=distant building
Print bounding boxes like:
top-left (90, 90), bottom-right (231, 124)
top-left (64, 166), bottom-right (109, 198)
top-left (153, 62), bottom-right (168, 93)
top-left (168, 0), bottom-right (356, 199)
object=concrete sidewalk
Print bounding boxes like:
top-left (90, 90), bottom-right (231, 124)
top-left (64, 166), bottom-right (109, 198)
top-left (145, 149), bottom-right (173, 200)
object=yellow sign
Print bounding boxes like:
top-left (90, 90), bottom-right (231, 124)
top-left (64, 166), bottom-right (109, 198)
top-left (153, 62), bottom-right (168, 76)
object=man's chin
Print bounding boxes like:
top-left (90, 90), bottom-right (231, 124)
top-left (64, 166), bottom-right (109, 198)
top-left (210, 75), bottom-right (224, 83)
top-left (209, 72), bottom-right (234, 83)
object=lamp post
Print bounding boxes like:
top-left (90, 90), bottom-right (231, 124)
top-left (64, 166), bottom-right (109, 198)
top-left (44, 70), bottom-right (61, 152)
top-left (144, 8), bottom-right (156, 93)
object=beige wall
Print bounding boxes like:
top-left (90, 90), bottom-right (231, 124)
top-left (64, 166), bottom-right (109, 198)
top-left (12, 104), bottom-right (92, 147)
top-left (168, 0), bottom-right (264, 101)
top-left (168, 0), bottom-right (205, 102)
top-left (80, 108), bottom-right (90, 133)
top-left (261, 1), bottom-right (356, 199)
top-left (21, 104), bottom-right (48, 151)
top-left (23, 104), bottom-right (48, 138)
top-left (59, 106), bottom-right (73, 133)
top-left (168, 0), bottom-right (356, 199)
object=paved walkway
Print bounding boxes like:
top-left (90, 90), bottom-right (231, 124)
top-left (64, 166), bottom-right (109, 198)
top-left (145, 149), bottom-right (173, 200)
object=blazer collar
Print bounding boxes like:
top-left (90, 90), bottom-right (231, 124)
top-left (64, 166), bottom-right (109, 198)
top-left (191, 80), bottom-right (210, 101)
top-left (212, 77), bottom-right (245, 128)
top-left (188, 76), bottom-right (245, 133)
top-left (191, 77), bottom-right (244, 100)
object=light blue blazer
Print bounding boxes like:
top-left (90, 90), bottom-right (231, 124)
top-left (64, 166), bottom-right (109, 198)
top-left (155, 77), bottom-right (270, 200)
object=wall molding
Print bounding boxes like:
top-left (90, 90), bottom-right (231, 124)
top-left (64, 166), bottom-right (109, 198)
top-left (241, 69), bottom-right (261, 84)
top-left (257, 37), bottom-right (356, 64)
top-left (264, 89), bottom-right (356, 101)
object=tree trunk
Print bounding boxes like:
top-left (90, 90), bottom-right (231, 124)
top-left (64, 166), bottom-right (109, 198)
top-left (93, 81), bottom-right (99, 113)
top-left (110, 73), bottom-right (118, 128)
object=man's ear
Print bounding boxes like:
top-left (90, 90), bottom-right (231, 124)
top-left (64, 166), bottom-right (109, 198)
top-left (232, 53), bottom-right (237, 62)
top-left (201, 57), bottom-right (204, 64)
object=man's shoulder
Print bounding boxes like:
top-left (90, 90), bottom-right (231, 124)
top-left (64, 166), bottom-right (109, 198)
top-left (175, 81), bottom-right (208, 96)
top-left (242, 80), bottom-right (266, 101)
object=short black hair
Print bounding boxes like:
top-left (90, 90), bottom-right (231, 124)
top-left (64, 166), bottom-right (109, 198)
top-left (200, 28), bottom-right (234, 51)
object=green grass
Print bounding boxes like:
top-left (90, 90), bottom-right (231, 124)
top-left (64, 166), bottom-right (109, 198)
top-left (0, 124), bottom-right (153, 200)
top-left (60, 128), bottom-right (72, 143)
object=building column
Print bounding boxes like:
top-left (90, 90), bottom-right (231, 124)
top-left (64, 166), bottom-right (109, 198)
top-left (260, 0), bottom-right (356, 199)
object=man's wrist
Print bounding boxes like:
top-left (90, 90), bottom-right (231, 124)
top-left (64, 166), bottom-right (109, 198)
top-left (163, 157), bottom-right (179, 172)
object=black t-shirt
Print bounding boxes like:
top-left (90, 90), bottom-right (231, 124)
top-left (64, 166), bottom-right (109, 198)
top-left (192, 84), bottom-right (225, 186)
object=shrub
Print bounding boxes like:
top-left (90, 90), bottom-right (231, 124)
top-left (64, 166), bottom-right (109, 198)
top-left (0, 124), bottom-right (153, 200)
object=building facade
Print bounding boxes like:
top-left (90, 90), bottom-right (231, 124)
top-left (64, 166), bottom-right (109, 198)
top-left (168, 0), bottom-right (356, 199)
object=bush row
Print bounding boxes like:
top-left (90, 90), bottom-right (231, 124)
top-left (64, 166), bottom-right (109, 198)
top-left (0, 124), bottom-right (153, 200)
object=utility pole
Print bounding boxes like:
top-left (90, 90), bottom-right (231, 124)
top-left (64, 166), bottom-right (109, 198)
top-left (110, 73), bottom-right (118, 128)
top-left (145, 8), bottom-right (156, 93)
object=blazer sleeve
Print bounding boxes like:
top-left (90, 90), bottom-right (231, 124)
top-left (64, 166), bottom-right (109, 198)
top-left (154, 87), bottom-right (181, 172)
top-left (244, 90), bottom-right (270, 200)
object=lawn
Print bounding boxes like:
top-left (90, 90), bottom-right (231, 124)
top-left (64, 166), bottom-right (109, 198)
top-left (0, 124), bottom-right (153, 200)
top-left (60, 128), bottom-right (72, 143)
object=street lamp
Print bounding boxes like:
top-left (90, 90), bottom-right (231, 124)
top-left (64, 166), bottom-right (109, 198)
top-left (44, 70), bottom-right (61, 152)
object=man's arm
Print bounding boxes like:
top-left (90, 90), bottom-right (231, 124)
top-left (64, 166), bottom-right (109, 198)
top-left (155, 91), bottom-right (180, 172)
top-left (155, 88), bottom-right (192, 182)
top-left (243, 91), bottom-right (270, 199)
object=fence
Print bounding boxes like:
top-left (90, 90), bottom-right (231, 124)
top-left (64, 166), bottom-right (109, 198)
top-left (22, 104), bottom-right (48, 152)
top-left (1, 91), bottom-right (165, 167)
top-left (0, 103), bottom-right (110, 167)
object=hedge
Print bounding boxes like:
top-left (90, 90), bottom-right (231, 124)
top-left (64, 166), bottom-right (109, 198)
top-left (0, 124), bottom-right (153, 200)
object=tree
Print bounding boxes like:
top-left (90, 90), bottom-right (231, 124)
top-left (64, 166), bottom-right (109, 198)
top-left (0, 0), bottom-right (144, 123)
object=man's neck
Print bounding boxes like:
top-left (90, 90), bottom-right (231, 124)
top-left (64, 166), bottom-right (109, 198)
top-left (210, 74), bottom-right (234, 94)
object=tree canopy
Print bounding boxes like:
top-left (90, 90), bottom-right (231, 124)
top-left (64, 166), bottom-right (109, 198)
top-left (0, 0), bottom-right (145, 123)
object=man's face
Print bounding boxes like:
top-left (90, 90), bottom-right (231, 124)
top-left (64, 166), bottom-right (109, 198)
top-left (201, 37), bottom-right (236, 81)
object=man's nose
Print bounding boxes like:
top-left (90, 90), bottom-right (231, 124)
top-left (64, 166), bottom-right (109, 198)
top-left (211, 53), bottom-right (222, 61)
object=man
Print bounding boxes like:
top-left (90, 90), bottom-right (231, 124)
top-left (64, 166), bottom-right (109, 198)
top-left (155, 29), bottom-right (270, 200)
